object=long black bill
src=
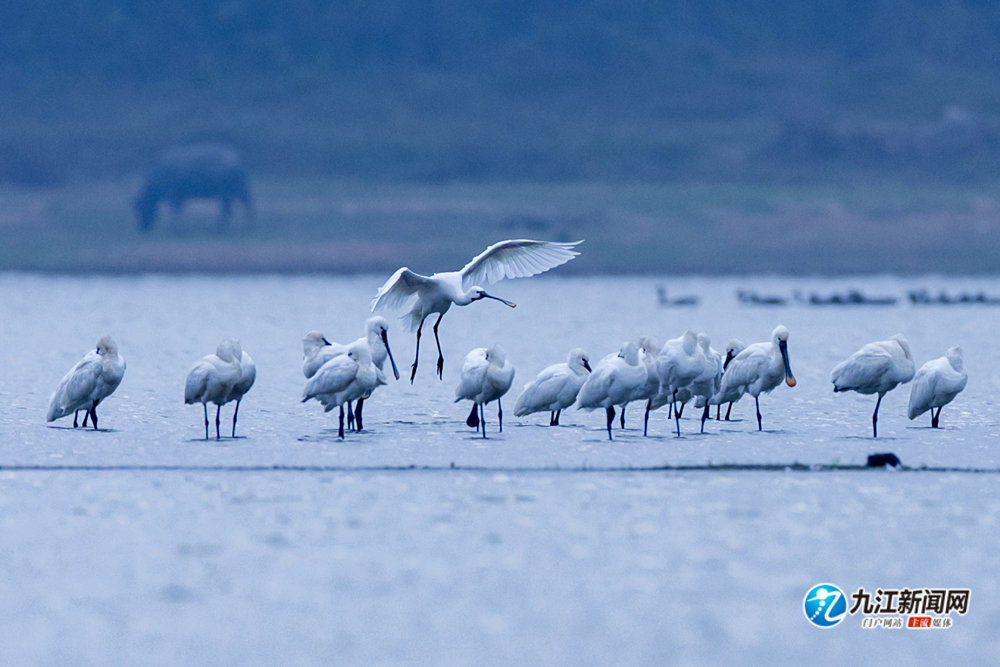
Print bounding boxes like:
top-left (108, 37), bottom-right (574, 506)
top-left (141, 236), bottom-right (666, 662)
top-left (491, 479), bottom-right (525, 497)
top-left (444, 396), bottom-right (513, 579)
top-left (381, 329), bottom-right (401, 380)
top-left (779, 340), bottom-right (796, 387)
top-left (482, 291), bottom-right (516, 308)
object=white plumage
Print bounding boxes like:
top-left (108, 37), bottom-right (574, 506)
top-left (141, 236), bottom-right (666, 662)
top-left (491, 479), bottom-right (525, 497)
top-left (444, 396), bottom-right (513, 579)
top-left (711, 325), bottom-right (796, 431)
top-left (301, 317), bottom-right (400, 431)
top-left (650, 331), bottom-right (716, 436)
top-left (302, 340), bottom-right (382, 439)
top-left (576, 341), bottom-right (647, 440)
top-left (907, 346), bottom-right (967, 428)
top-left (46, 335), bottom-right (126, 430)
top-left (513, 348), bottom-right (591, 425)
top-left (831, 333), bottom-right (915, 438)
top-left (227, 347), bottom-right (256, 438)
top-left (455, 345), bottom-right (515, 437)
top-left (371, 239), bottom-right (581, 382)
top-left (184, 338), bottom-right (244, 440)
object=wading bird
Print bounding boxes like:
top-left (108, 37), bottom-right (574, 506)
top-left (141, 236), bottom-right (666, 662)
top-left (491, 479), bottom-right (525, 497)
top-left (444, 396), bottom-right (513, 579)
top-left (711, 325), bottom-right (796, 431)
top-left (302, 340), bottom-right (381, 439)
top-left (46, 336), bottom-right (126, 430)
top-left (907, 346), bottom-right (967, 428)
top-left (513, 348), bottom-right (591, 425)
top-left (371, 239), bottom-right (581, 382)
top-left (184, 338), bottom-right (244, 440)
top-left (576, 341), bottom-right (647, 441)
top-left (301, 317), bottom-right (400, 430)
top-left (831, 334), bottom-right (914, 438)
top-left (455, 345), bottom-right (515, 438)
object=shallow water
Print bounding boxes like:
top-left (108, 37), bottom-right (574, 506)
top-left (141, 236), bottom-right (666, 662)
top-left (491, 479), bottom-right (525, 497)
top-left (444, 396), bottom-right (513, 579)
top-left (1, 273), bottom-right (999, 664)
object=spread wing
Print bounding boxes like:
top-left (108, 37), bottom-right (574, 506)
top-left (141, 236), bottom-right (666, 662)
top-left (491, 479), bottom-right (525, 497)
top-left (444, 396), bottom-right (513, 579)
top-left (459, 239), bottom-right (582, 290)
top-left (370, 268), bottom-right (434, 312)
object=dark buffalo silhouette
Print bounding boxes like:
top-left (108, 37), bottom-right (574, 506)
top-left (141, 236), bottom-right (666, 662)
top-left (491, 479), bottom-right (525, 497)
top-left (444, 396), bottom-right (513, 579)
top-left (135, 143), bottom-right (252, 231)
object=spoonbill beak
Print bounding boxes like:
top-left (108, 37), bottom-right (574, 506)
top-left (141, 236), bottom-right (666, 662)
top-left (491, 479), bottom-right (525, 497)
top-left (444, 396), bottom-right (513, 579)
top-left (482, 292), bottom-right (516, 308)
top-left (779, 339), bottom-right (796, 387)
top-left (381, 329), bottom-right (401, 380)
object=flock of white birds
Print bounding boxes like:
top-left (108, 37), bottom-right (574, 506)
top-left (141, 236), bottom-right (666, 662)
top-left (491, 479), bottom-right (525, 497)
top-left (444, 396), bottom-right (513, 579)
top-left (43, 239), bottom-right (969, 441)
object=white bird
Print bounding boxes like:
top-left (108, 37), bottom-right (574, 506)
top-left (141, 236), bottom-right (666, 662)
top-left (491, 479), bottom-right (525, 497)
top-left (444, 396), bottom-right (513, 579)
top-left (302, 340), bottom-right (381, 439)
top-left (711, 325), bottom-right (796, 431)
top-left (908, 346), bottom-right (967, 428)
top-left (684, 334), bottom-right (724, 434)
top-left (650, 331), bottom-right (712, 437)
top-left (302, 317), bottom-right (400, 430)
top-left (576, 341), bottom-right (647, 440)
top-left (455, 345), bottom-right (516, 438)
top-left (185, 338), bottom-right (244, 440)
top-left (227, 345), bottom-right (256, 438)
top-left (513, 348), bottom-right (592, 425)
top-left (371, 239), bottom-right (581, 382)
top-left (711, 338), bottom-right (745, 421)
top-left (631, 336), bottom-right (662, 436)
top-left (46, 336), bottom-right (126, 430)
top-left (831, 333), bottom-right (914, 438)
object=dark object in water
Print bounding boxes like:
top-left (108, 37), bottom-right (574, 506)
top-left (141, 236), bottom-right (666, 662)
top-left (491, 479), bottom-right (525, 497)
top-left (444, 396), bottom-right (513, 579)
top-left (908, 289), bottom-right (1000, 305)
top-left (657, 286), bottom-right (699, 307)
top-left (866, 452), bottom-right (901, 468)
top-left (135, 143), bottom-right (253, 231)
top-left (736, 289), bottom-right (786, 306)
top-left (801, 290), bottom-right (897, 306)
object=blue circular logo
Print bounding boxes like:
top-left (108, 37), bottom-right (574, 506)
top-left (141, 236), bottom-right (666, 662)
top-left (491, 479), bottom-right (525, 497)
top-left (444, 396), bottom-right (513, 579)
top-left (803, 583), bottom-right (848, 627)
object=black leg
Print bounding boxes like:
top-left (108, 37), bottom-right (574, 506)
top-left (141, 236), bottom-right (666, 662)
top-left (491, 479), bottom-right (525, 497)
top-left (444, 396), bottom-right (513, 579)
top-left (355, 397), bottom-right (365, 431)
top-left (466, 403), bottom-right (480, 429)
top-left (673, 389), bottom-right (681, 438)
top-left (203, 403), bottom-right (209, 440)
top-left (701, 403), bottom-right (709, 433)
top-left (498, 398), bottom-right (503, 433)
top-left (872, 394), bottom-right (883, 438)
top-left (73, 410), bottom-right (79, 428)
top-left (433, 313), bottom-right (445, 380)
top-left (725, 402), bottom-right (733, 421)
top-left (480, 403), bottom-right (487, 439)
top-left (549, 410), bottom-right (556, 426)
top-left (89, 400), bottom-right (99, 430)
top-left (554, 409), bottom-right (560, 426)
top-left (338, 405), bottom-right (345, 439)
top-left (755, 396), bottom-right (762, 431)
top-left (411, 316), bottom-right (427, 383)
top-left (619, 405), bottom-right (626, 429)
top-left (232, 398), bottom-right (240, 438)
top-left (716, 404), bottom-right (721, 421)
top-left (643, 399), bottom-right (651, 437)
top-left (932, 407), bottom-right (941, 428)
top-left (347, 400), bottom-right (355, 430)
top-left (606, 406), bottom-right (615, 441)
top-left (215, 404), bottom-right (221, 440)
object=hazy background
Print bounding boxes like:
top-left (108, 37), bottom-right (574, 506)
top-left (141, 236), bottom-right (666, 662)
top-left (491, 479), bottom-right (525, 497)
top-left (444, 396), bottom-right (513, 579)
top-left (3, 1), bottom-right (1000, 273)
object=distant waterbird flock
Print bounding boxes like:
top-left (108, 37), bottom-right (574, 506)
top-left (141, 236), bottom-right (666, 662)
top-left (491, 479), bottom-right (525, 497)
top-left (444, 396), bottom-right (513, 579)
top-left (42, 239), bottom-right (969, 440)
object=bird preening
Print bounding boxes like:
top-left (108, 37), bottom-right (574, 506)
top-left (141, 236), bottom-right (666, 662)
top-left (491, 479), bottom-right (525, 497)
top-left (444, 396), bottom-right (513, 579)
top-left (371, 239), bottom-right (582, 383)
top-left (46, 336), bottom-right (126, 430)
top-left (184, 338), bottom-right (256, 440)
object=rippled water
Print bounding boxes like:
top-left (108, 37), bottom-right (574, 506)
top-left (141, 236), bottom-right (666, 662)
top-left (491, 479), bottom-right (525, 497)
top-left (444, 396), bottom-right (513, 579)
top-left (1, 273), bottom-right (999, 664)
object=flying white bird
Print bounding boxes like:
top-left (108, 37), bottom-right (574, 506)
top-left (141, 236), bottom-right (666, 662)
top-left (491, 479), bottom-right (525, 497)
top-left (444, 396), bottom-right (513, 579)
top-left (302, 340), bottom-right (381, 439)
top-left (513, 348), bottom-right (592, 425)
top-left (831, 333), bottom-right (914, 438)
top-left (46, 335), bottom-right (126, 430)
top-left (711, 325), bottom-right (796, 431)
top-left (185, 338), bottom-right (245, 440)
top-left (301, 317), bottom-right (400, 430)
top-left (371, 239), bottom-right (581, 382)
top-left (227, 345), bottom-right (256, 438)
top-left (907, 346), bottom-right (967, 428)
top-left (576, 341), bottom-right (647, 440)
top-left (455, 345), bottom-right (515, 438)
